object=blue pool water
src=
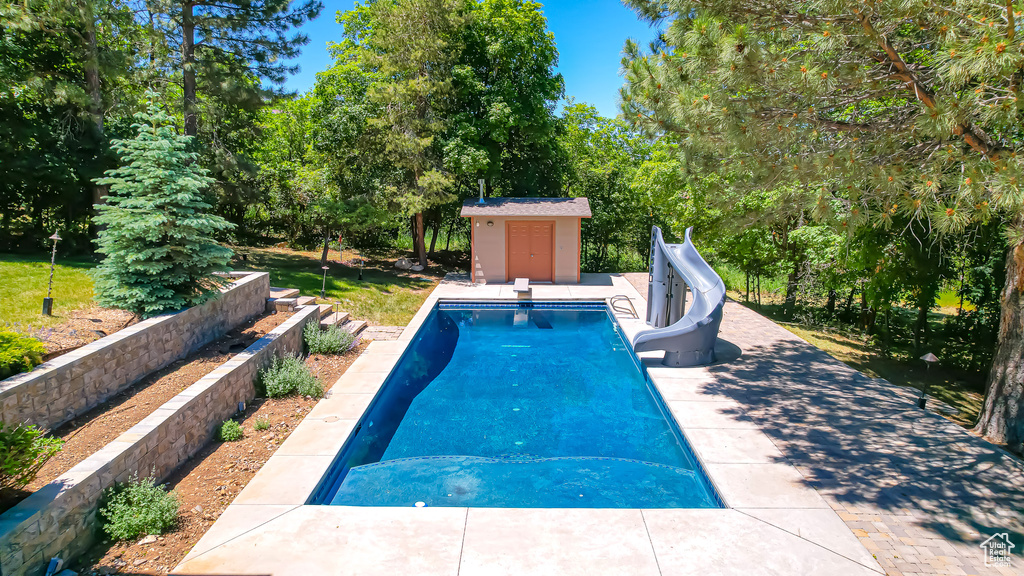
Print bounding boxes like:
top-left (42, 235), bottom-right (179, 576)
top-left (310, 302), bottom-right (722, 508)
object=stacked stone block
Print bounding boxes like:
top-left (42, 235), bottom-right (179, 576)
top-left (0, 272), bottom-right (270, 432)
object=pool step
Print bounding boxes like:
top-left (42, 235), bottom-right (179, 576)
top-left (320, 312), bottom-right (350, 330)
top-left (342, 319), bottom-right (367, 336)
top-left (269, 287), bottom-right (300, 299)
top-left (296, 296), bottom-right (316, 306)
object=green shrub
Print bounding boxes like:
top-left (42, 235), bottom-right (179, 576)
top-left (217, 419), bottom-right (244, 441)
top-left (0, 332), bottom-right (47, 380)
top-left (98, 473), bottom-right (179, 540)
top-left (0, 423), bottom-right (63, 490)
top-left (303, 322), bottom-right (356, 355)
top-left (259, 354), bottom-right (323, 399)
top-left (253, 417), bottom-right (270, 432)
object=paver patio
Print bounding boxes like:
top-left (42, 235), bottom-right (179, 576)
top-left (624, 272), bottom-right (1024, 576)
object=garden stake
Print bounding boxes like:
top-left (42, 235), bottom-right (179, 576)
top-left (42, 231), bottom-right (61, 316)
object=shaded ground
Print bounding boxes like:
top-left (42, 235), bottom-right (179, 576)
top-left (625, 272), bottom-right (985, 429)
top-left (70, 341), bottom-right (367, 576)
top-left (625, 272), bottom-right (1021, 573)
top-left (783, 324), bottom-right (983, 427)
top-left (710, 302), bottom-right (1024, 575)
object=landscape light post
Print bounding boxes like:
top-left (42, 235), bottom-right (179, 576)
top-left (42, 231), bottom-right (61, 316)
top-left (320, 266), bottom-right (330, 299)
top-left (918, 352), bottom-right (938, 409)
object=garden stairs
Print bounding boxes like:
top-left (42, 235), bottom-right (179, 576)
top-left (267, 286), bottom-right (367, 337)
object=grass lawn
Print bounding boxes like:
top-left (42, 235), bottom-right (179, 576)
top-left (0, 255), bottom-right (98, 329)
top-left (1, 245), bottom-right (444, 330)
top-left (229, 246), bottom-right (441, 326)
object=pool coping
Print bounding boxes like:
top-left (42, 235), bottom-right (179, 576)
top-left (172, 274), bottom-right (884, 576)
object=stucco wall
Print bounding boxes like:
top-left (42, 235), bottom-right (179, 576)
top-left (470, 216), bottom-right (581, 283)
top-left (0, 305), bottom-right (321, 576)
top-left (0, 273), bottom-right (270, 433)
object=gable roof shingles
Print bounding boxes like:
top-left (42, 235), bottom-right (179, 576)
top-left (460, 197), bottom-right (592, 218)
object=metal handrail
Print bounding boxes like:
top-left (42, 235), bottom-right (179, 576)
top-left (609, 295), bottom-right (639, 319)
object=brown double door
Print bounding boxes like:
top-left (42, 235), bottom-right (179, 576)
top-left (506, 221), bottom-right (554, 282)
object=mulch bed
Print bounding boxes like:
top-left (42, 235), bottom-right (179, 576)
top-left (32, 307), bottom-right (139, 356)
top-left (70, 341), bottom-right (367, 576)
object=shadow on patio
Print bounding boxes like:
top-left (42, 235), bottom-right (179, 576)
top-left (701, 309), bottom-right (1024, 568)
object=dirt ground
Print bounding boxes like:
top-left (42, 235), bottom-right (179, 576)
top-left (33, 306), bottom-right (138, 356)
top-left (23, 312), bottom-right (292, 495)
top-left (70, 341), bottom-right (367, 576)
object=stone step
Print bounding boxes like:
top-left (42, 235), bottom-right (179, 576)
top-left (320, 312), bottom-right (350, 330)
top-left (267, 297), bottom-right (297, 313)
top-left (296, 296), bottom-right (316, 306)
top-left (316, 304), bottom-right (334, 319)
top-left (342, 319), bottom-right (367, 336)
top-left (269, 287), bottom-right (300, 299)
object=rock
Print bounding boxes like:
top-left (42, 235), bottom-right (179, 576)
top-left (138, 534), bottom-right (158, 545)
top-left (394, 258), bottom-right (412, 270)
top-left (192, 505), bottom-right (203, 514)
top-left (134, 558), bottom-right (147, 566)
top-left (410, 264), bottom-right (425, 272)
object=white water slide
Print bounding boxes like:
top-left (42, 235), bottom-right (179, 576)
top-left (632, 226), bottom-right (726, 367)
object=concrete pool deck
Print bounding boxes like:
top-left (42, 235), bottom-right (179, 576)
top-left (173, 274), bottom-right (1021, 576)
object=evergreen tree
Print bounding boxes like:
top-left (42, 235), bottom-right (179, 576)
top-left (358, 0), bottom-right (469, 267)
top-left (146, 0), bottom-right (322, 137)
top-left (91, 95), bottom-right (234, 317)
top-left (621, 0), bottom-right (1024, 450)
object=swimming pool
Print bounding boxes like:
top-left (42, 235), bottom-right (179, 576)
top-left (309, 301), bottom-right (723, 508)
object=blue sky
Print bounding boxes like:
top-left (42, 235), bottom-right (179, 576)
top-left (282, 1), bottom-right (659, 118)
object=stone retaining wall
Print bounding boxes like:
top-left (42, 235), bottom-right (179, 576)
top-left (0, 304), bottom-right (322, 576)
top-left (0, 272), bottom-right (270, 432)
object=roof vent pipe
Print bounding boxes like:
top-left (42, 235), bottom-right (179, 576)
top-left (478, 179), bottom-right (485, 204)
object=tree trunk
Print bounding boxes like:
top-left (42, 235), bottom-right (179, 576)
top-left (914, 301), bottom-right (929, 353)
top-left (320, 228), bottom-right (331, 267)
top-left (414, 212), bottom-right (427, 267)
top-left (859, 289), bottom-right (870, 330)
top-left (182, 0), bottom-right (198, 137)
top-left (784, 260), bottom-right (799, 313)
top-left (974, 242), bottom-right (1024, 452)
top-left (745, 271), bottom-right (750, 302)
top-left (82, 0), bottom-right (106, 210)
top-left (444, 216), bottom-right (456, 251)
top-left (427, 216), bottom-right (440, 257)
top-left (826, 289), bottom-right (837, 317)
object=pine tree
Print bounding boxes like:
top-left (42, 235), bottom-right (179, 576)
top-left (357, 0), bottom-right (469, 267)
top-left (145, 0), bottom-right (322, 136)
top-left (621, 0), bottom-right (1024, 451)
top-left (91, 95), bottom-right (234, 317)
